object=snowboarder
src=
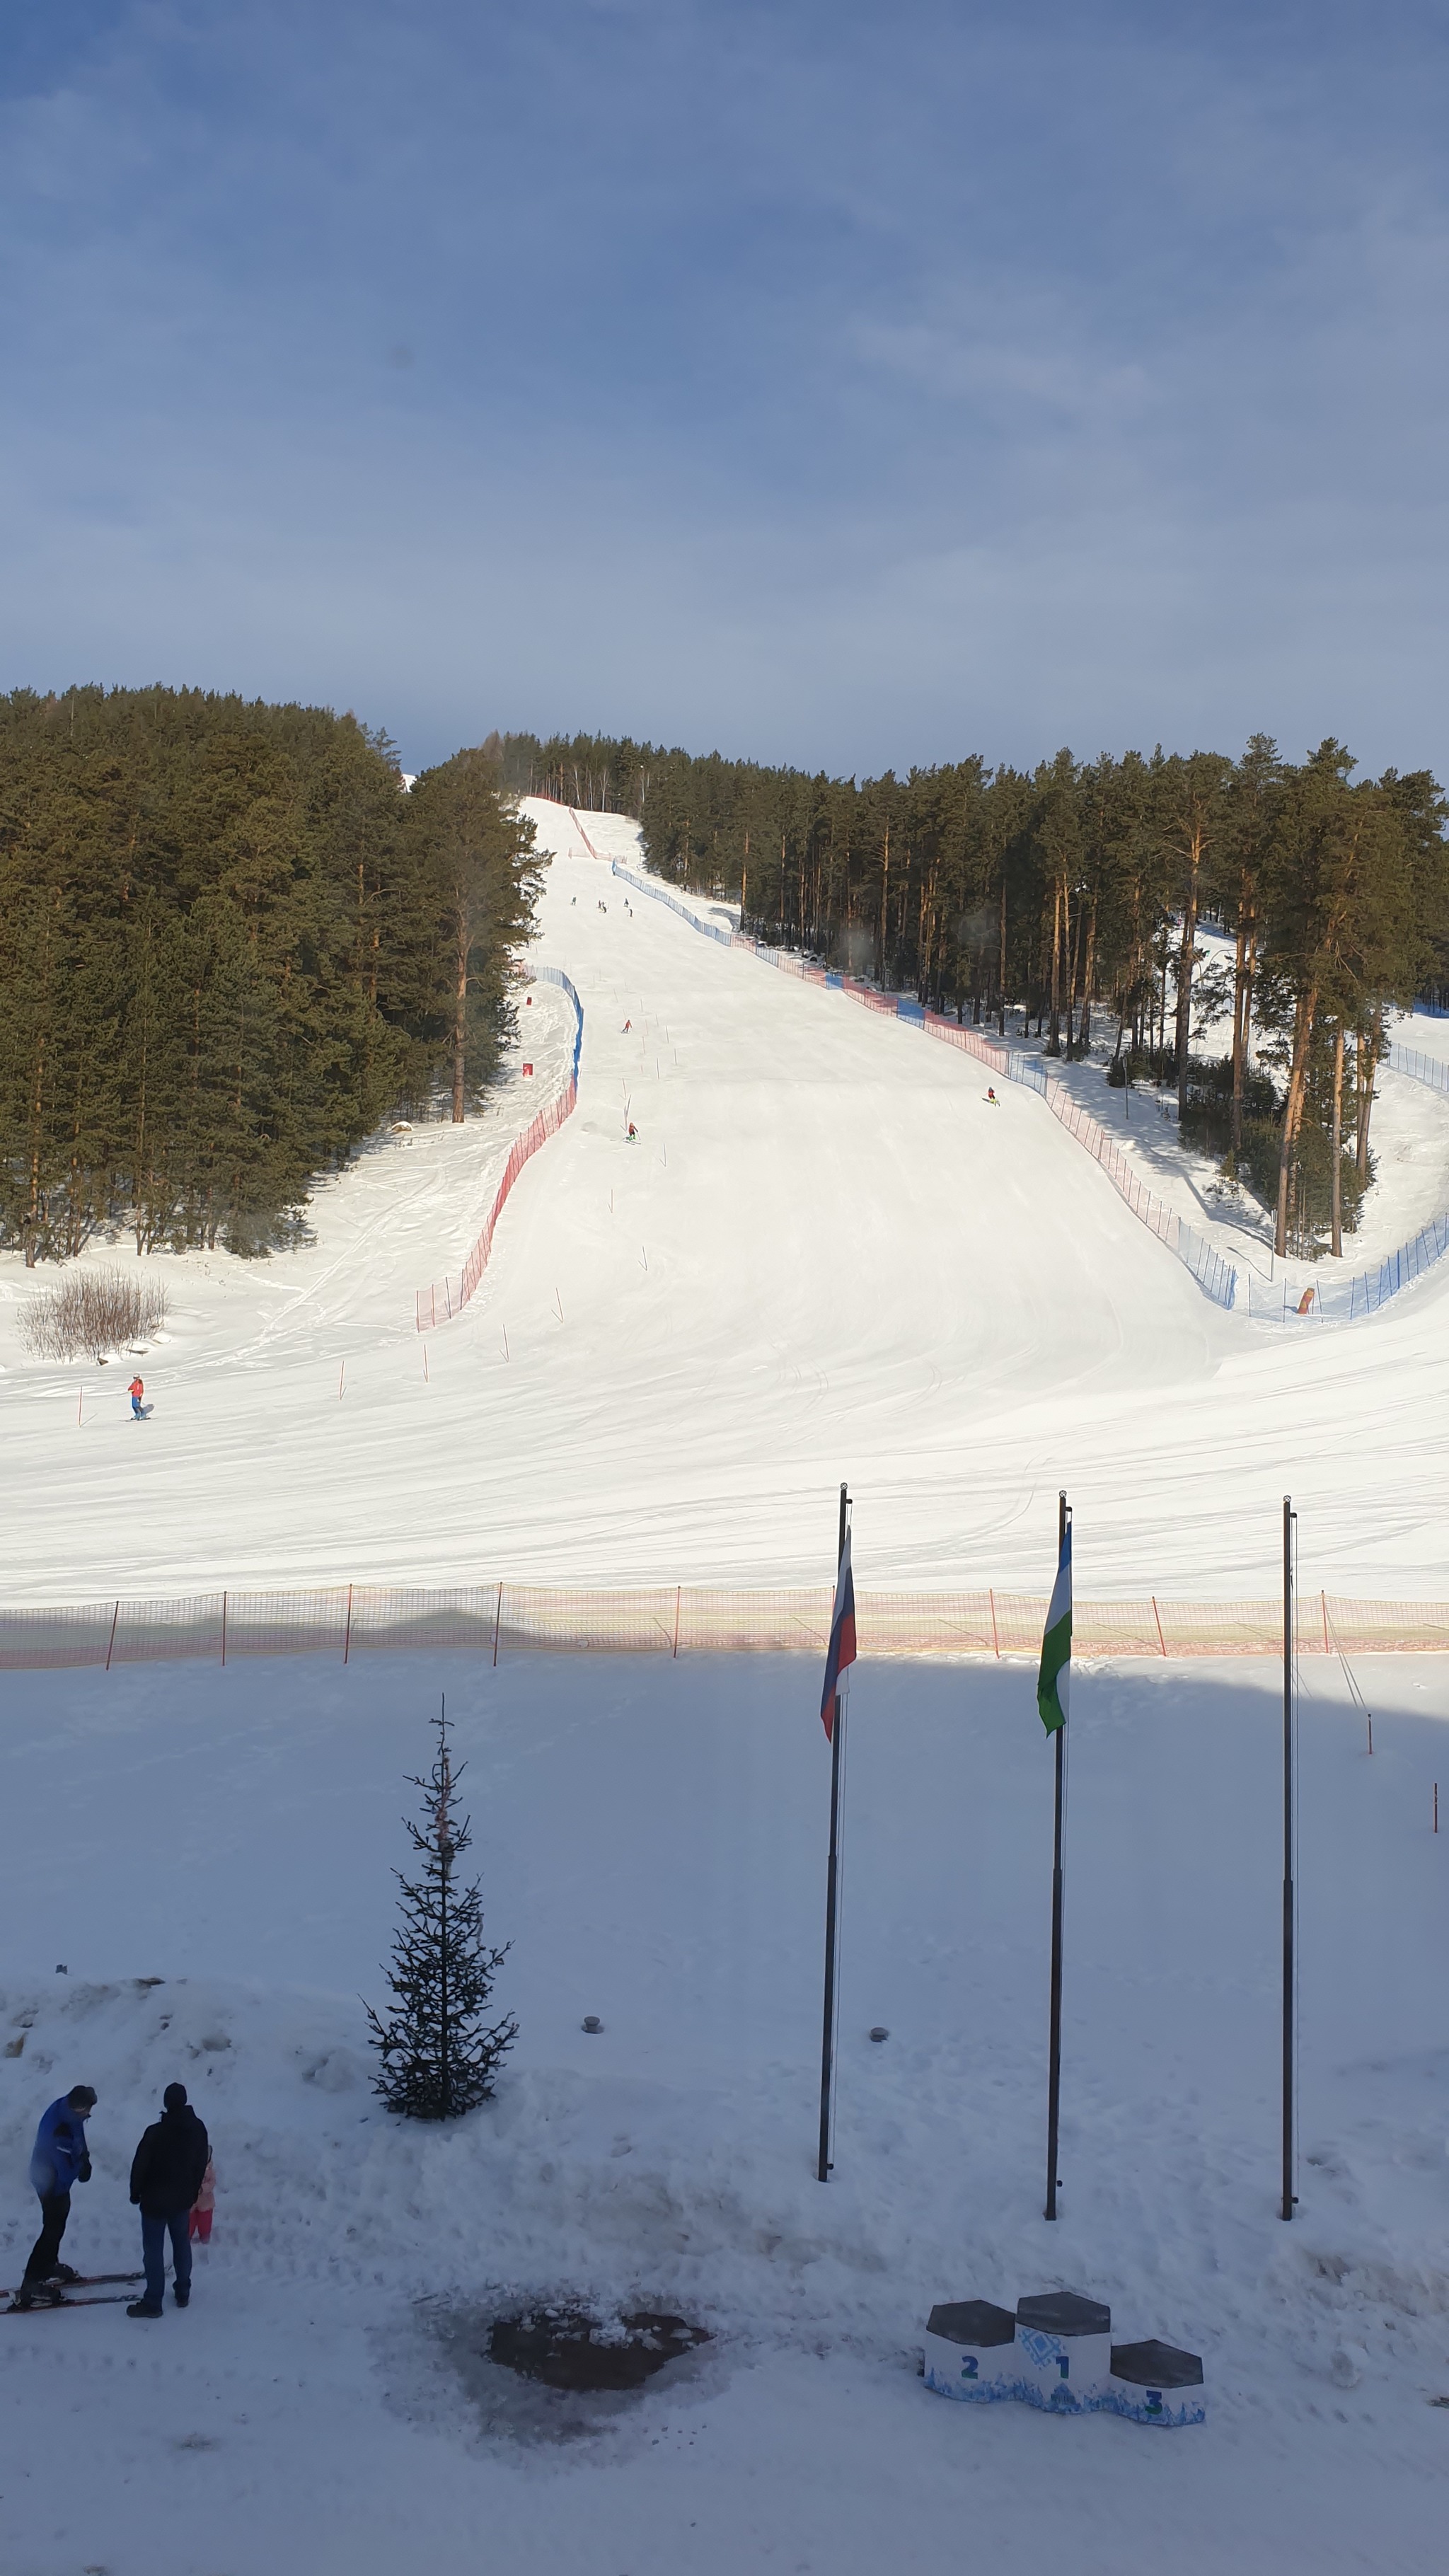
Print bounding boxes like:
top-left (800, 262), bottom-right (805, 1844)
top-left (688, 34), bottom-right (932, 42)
top-left (127, 2084), bottom-right (209, 2318)
top-left (12, 2084), bottom-right (98, 2308)
top-left (985, 1087), bottom-right (998, 1105)
top-left (188, 2155), bottom-right (217, 2246)
top-left (128, 1374), bottom-right (144, 1419)
top-left (626, 1121), bottom-right (638, 1141)
top-left (623, 1019), bottom-right (631, 1032)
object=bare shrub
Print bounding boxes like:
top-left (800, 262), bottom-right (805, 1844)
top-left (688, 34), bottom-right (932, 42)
top-left (17, 1266), bottom-right (168, 1363)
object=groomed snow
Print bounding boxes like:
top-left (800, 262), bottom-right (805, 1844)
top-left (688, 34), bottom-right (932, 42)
top-left (4, 804), bottom-right (1449, 2571)
top-left (3, 1648), bottom-right (1448, 2572)
top-left (3, 799), bottom-right (1449, 1605)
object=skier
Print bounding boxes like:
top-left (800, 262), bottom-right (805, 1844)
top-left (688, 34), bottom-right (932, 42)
top-left (188, 2154), bottom-right (217, 2247)
top-left (127, 1374), bottom-right (144, 1419)
top-left (12, 2084), bottom-right (98, 2308)
top-left (623, 1019), bottom-right (632, 1032)
top-left (127, 2084), bottom-right (209, 2318)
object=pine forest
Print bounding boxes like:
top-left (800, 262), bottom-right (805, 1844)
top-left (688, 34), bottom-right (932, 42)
top-left (0, 688), bottom-right (540, 1263)
top-left (500, 727), bottom-right (1449, 1259)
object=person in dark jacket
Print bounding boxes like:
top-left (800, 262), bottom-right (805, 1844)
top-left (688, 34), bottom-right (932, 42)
top-left (127, 2084), bottom-right (209, 2318)
top-left (12, 2085), bottom-right (97, 2308)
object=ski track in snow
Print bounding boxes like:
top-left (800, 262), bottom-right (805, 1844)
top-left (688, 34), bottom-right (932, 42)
top-left (1, 807), bottom-right (1448, 2569)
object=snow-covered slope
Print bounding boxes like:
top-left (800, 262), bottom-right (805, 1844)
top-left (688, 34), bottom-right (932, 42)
top-left (2, 799), bottom-right (1448, 1605)
top-left (4, 805), bottom-right (1449, 2574)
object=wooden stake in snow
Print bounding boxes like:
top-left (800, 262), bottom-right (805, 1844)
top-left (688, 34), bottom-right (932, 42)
top-left (555, 1288), bottom-right (564, 1324)
top-left (338, 1363), bottom-right (345, 1399)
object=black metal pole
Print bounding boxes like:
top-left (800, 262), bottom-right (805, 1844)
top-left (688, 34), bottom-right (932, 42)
top-left (1045, 1488), bottom-right (1068, 2221)
top-left (1281, 1494), bottom-right (1296, 2221)
top-left (817, 1482), bottom-right (850, 2182)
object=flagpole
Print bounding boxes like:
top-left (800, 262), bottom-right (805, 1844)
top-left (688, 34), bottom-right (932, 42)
top-left (1281, 1494), bottom-right (1296, 2222)
top-left (1044, 1489), bottom-right (1069, 2222)
top-left (817, 1482), bottom-right (850, 2183)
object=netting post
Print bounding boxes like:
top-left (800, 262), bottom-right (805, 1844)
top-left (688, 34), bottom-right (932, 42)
top-left (105, 1599), bottom-right (120, 1673)
top-left (492, 1581), bottom-right (503, 1667)
top-left (989, 1588), bottom-right (999, 1658)
top-left (673, 1586), bottom-right (681, 1657)
top-left (1153, 1596), bottom-right (1166, 1657)
top-left (342, 1584), bottom-right (353, 1664)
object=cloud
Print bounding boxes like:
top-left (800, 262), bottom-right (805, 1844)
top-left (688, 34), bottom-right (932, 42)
top-left (3, 1), bottom-right (1449, 778)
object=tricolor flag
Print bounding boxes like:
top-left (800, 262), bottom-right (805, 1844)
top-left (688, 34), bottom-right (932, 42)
top-left (820, 1526), bottom-right (857, 1740)
top-left (1037, 1520), bottom-right (1072, 1734)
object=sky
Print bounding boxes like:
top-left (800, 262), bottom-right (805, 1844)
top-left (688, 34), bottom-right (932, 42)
top-left (4, 0), bottom-right (1449, 780)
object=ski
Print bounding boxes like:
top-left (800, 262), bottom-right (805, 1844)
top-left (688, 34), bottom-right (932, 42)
top-left (4, 2291), bottom-right (139, 2313)
top-left (0, 2272), bottom-right (143, 2303)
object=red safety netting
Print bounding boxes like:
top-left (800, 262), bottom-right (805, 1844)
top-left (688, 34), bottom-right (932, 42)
top-left (415, 970), bottom-right (583, 1330)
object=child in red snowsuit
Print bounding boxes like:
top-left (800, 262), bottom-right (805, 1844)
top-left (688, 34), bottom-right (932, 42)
top-left (188, 2156), bottom-right (216, 2244)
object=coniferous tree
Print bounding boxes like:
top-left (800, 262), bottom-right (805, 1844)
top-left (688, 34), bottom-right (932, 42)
top-left (0, 689), bottom-right (540, 1259)
top-left (364, 1704), bottom-right (516, 2121)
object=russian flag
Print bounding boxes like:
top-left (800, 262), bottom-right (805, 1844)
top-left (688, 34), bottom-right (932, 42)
top-left (820, 1525), bottom-right (857, 1741)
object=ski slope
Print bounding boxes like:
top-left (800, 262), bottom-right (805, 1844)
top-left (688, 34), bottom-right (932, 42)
top-left (3, 799), bottom-right (1449, 1605)
top-left (3, 810), bottom-right (1449, 2576)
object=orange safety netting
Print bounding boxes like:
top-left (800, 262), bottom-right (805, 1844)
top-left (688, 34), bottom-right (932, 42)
top-left (2, 1585), bottom-right (1448, 1672)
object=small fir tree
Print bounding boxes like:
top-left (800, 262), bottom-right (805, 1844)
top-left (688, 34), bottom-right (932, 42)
top-left (365, 1702), bottom-right (516, 2118)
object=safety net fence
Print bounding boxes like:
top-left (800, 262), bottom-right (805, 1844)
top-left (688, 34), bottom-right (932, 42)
top-left (608, 859), bottom-right (1240, 1310)
top-left (4, 1584), bottom-right (1448, 1672)
top-left (1241, 1041), bottom-right (1449, 1321)
top-left (611, 859), bottom-right (1449, 1327)
top-left (415, 966), bottom-right (583, 1331)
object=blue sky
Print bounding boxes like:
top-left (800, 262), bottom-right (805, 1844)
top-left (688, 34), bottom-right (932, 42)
top-left (4, 0), bottom-right (1449, 778)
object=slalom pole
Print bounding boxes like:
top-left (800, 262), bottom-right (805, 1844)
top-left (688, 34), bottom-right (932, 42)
top-left (1044, 1489), bottom-right (1070, 2221)
top-left (1281, 1494), bottom-right (1297, 2221)
top-left (817, 1483), bottom-right (850, 2182)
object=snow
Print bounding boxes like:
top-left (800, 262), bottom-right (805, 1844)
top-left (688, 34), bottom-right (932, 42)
top-left (4, 1646), bottom-right (1449, 2572)
top-left (4, 801), bottom-right (1449, 2567)
top-left (997, 978), bottom-right (1449, 1298)
top-left (4, 797), bottom-right (1449, 1602)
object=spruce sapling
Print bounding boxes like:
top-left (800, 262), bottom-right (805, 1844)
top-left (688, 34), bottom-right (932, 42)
top-left (365, 1699), bottom-right (516, 2118)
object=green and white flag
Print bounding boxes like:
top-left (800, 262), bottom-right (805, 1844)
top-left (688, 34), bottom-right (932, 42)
top-left (1037, 1521), bottom-right (1072, 1734)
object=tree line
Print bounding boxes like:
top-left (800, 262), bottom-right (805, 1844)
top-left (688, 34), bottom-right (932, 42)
top-left (611, 732), bottom-right (1445, 1261)
top-left (0, 688), bottom-right (538, 1264)
top-left (487, 728), bottom-right (660, 819)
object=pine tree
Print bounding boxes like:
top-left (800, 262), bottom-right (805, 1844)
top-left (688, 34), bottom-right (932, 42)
top-left (364, 1702), bottom-right (516, 2120)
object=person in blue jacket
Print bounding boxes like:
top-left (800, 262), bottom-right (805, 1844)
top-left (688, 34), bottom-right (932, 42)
top-left (13, 2084), bottom-right (98, 2307)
